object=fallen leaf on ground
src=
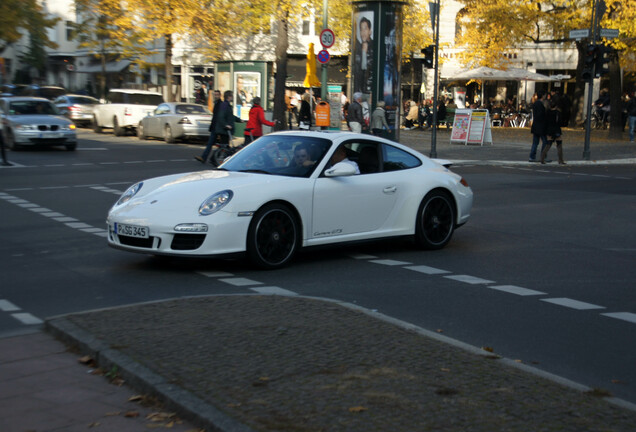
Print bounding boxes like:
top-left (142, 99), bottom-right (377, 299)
top-left (124, 411), bottom-right (140, 418)
top-left (482, 346), bottom-right (494, 353)
top-left (348, 406), bottom-right (367, 413)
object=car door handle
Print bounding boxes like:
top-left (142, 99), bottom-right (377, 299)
top-left (383, 186), bottom-right (397, 194)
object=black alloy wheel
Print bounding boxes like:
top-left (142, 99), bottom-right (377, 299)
top-left (415, 190), bottom-right (455, 250)
top-left (247, 203), bottom-right (300, 269)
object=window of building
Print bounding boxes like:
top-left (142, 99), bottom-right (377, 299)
top-left (66, 21), bottom-right (76, 41)
top-left (302, 20), bottom-right (311, 36)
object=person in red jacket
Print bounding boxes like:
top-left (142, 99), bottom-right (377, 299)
top-left (244, 97), bottom-right (277, 144)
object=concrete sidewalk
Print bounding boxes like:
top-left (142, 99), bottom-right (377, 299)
top-left (22, 295), bottom-right (636, 432)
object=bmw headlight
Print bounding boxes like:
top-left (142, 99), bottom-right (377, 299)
top-left (116, 182), bottom-right (143, 206)
top-left (199, 190), bottom-right (233, 216)
top-left (16, 124), bottom-right (36, 131)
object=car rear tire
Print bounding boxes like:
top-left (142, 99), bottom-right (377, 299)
top-left (247, 203), bottom-right (300, 269)
top-left (113, 117), bottom-right (125, 136)
top-left (137, 123), bottom-right (147, 140)
top-left (65, 143), bottom-right (77, 151)
top-left (92, 116), bottom-right (102, 133)
top-left (415, 190), bottom-right (455, 250)
top-left (164, 124), bottom-right (175, 143)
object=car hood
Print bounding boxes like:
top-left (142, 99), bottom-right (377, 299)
top-left (110, 170), bottom-right (303, 218)
top-left (8, 115), bottom-right (71, 125)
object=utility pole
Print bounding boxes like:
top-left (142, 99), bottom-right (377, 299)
top-left (582, 0), bottom-right (606, 160)
top-left (321, 0), bottom-right (328, 101)
top-left (429, 0), bottom-right (440, 158)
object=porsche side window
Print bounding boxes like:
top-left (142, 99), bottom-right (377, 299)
top-left (382, 144), bottom-right (421, 171)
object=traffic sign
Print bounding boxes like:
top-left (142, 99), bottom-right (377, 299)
top-left (320, 29), bottom-right (335, 49)
top-left (599, 28), bottom-right (619, 39)
top-left (317, 50), bottom-right (330, 64)
top-left (569, 29), bottom-right (589, 39)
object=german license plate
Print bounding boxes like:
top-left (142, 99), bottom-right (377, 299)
top-left (114, 223), bottom-right (149, 238)
top-left (41, 132), bottom-right (62, 139)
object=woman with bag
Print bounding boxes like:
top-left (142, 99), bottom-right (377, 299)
top-left (244, 97), bottom-right (276, 144)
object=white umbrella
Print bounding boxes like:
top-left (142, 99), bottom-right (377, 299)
top-left (448, 66), bottom-right (557, 82)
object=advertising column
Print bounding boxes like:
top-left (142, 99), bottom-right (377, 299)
top-left (352, 0), bottom-right (404, 141)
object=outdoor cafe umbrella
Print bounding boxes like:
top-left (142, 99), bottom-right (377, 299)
top-left (303, 42), bottom-right (321, 88)
top-left (448, 66), bottom-right (556, 82)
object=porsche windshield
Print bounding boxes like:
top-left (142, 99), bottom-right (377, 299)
top-left (220, 135), bottom-right (331, 178)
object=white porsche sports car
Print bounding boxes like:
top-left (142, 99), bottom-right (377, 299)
top-left (107, 131), bottom-right (473, 269)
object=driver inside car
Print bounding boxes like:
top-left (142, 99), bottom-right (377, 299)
top-left (330, 144), bottom-right (360, 174)
top-left (293, 144), bottom-right (315, 167)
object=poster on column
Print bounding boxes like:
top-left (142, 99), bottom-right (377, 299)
top-left (381, 5), bottom-right (402, 139)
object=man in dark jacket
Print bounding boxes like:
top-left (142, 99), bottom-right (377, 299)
top-left (529, 91), bottom-right (548, 162)
top-left (214, 90), bottom-right (236, 142)
top-left (195, 89), bottom-right (222, 163)
top-left (348, 92), bottom-right (363, 133)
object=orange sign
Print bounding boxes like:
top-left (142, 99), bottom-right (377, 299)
top-left (315, 101), bottom-right (330, 127)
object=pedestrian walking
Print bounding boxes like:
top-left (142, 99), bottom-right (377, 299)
top-left (244, 97), bottom-right (276, 144)
top-left (529, 91), bottom-right (549, 162)
top-left (348, 92), bottom-right (364, 133)
top-left (195, 89), bottom-right (222, 163)
top-left (298, 93), bottom-right (312, 130)
top-left (371, 100), bottom-right (389, 136)
top-left (540, 99), bottom-right (566, 165)
top-left (626, 89), bottom-right (636, 143)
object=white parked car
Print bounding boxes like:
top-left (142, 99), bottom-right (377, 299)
top-left (137, 102), bottom-right (211, 143)
top-left (107, 131), bottom-right (473, 269)
top-left (0, 97), bottom-right (77, 151)
top-left (92, 89), bottom-right (164, 136)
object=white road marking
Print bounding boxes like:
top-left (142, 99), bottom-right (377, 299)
top-left (251, 287), bottom-right (298, 296)
top-left (18, 203), bottom-right (39, 208)
top-left (540, 298), bottom-right (605, 310)
top-left (370, 259), bottom-right (412, 266)
top-left (65, 222), bottom-right (93, 229)
top-left (444, 275), bottom-right (495, 285)
top-left (0, 300), bottom-right (20, 312)
top-left (197, 271), bottom-right (234, 278)
top-left (41, 186), bottom-right (69, 190)
top-left (52, 216), bottom-right (78, 222)
top-left (219, 278), bottom-right (264, 287)
top-left (93, 231), bottom-right (109, 238)
top-left (349, 254), bottom-right (378, 260)
top-left (488, 285), bottom-right (546, 296)
top-left (601, 312), bottom-right (636, 324)
top-left (41, 212), bottom-right (65, 217)
top-left (29, 207), bottom-right (53, 213)
top-left (80, 227), bottom-right (107, 233)
top-left (11, 313), bottom-right (43, 325)
top-left (7, 199), bottom-right (28, 204)
top-left (404, 265), bottom-right (451, 275)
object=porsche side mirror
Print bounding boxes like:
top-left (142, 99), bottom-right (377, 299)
top-left (325, 162), bottom-right (357, 177)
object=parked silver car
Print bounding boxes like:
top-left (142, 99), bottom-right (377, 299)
top-left (54, 94), bottom-right (100, 127)
top-left (137, 102), bottom-right (212, 143)
top-left (0, 97), bottom-right (77, 151)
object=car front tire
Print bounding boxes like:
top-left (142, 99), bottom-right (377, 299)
top-left (92, 116), bottom-right (102, 133)
top-left (415, 190), bottom-right (455, 250)
top-left (247, 203), bottom-right (300, 269)
top-left (137, 123), bottom-right (147, 140)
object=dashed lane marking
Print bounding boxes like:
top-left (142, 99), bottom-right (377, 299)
top-left (218, 278), bottom-right (263, 287)
top-left (11, 313), bottom-right (44, 325)
top-left (444, 275), bottom-right (495, 285)
top-left (404, 265), bottom-right (451, 275)
top-left (349, 254), bottom-right (378, 260)
top-left (369, 259), bottom-right (412, 266)
top-left (540, 298), bottom-right (605, 310)
top-left (488, 285), bottom-right (546, 296)
top-left (198, 271), bottom-right (235, 278)
top-left (601, 312), bottom-right (636, 324)
top-left (0, 300), bottom-right (20, 312)
top-left (251, 287), bottom-right (298, 296)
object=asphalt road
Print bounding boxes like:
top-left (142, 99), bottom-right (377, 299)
top-left (1, 128), bottom-right (635, 405)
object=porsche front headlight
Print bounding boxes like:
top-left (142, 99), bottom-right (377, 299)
top-left (116, 182), bottom-right (143, 206)
top-left (199, 190), bottom-right (233, 216)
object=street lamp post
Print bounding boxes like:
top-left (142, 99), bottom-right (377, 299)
top-left (429, 0), bottom-right (440, 158)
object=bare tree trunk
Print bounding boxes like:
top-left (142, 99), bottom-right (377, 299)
top-left (272, 11), bottom-right (289, 131)
top-left (608, 53), bottom-right (622, 139)
top-left (165, 33), bottom-right (174, 102)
